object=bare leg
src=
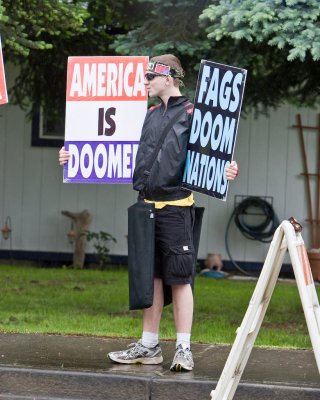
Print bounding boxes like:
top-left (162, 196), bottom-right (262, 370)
top-left (143, 278), bottom-right (164, 333)
top-left (172, 284), bottom-right (193, 333)
top-left (170, 283), bottom-right (194, 371)
top-left (108, 277), bottom-right (164, 364)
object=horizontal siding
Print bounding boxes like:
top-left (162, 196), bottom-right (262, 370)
top-left (0, 96), bottom-right (317, 264)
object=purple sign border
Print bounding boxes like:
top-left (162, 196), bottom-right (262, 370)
top-left (63, 141), bottom-right (139, 184)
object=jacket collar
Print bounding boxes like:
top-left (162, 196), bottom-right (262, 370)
top-left (156, 95), bottom-right (189, 113)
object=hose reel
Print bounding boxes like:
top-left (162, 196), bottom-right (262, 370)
top-left (225, 196), bottom-right (279, 275)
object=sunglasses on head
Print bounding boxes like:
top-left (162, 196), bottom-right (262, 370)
top-left (145, 73), bottom-right (165, 81)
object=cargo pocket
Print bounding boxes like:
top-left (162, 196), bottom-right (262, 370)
top-left (164, 244), bottom-right (195, 280)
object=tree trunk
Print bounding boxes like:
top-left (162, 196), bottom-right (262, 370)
top-left (62, 209), bottom-right (92, 268)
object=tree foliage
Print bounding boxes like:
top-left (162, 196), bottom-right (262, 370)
top-left (201, 0), bottom-right (320, 62)
top-left (0, 0), bottom-right (88, 56)
top-left (198, 0), bottom-right (320, 112)
top-left (0, 0), bottom-right (145, 116)
top-left (112, 0), bottom-right (213, 98)
top-left (114, 0), bottom-right (320, 113)
top-left (0, 0), bottom-right (319, 115)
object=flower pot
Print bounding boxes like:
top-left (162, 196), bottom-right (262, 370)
top-left (307, 251), bottom-right (320, 282)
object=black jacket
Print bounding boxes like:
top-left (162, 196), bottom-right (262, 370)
top-left (133, 96), bottom-right (193, 201)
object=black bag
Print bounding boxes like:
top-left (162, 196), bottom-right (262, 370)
top-left (128, 103), bottom-right (197, 310)
top-left (128, 201), bottom-right (155, 310)
top-left (193, 206), bottom-right (205, 260)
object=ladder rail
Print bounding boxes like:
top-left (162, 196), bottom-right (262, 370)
top-left (211, 220), bottom-right (320, 399)
top-left (211, 226), bottom-right (287, 400)
top-left (282, 221), bottom-right (320, 373)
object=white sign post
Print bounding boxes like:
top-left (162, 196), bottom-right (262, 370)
top-left (211, 219), bottom-right (320, 400)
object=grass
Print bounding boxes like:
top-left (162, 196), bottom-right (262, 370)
top-left (0, 264), bottom-right (318, 348)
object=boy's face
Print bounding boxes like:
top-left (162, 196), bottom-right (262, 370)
top-left (144, 73), bottom-right (171, 98)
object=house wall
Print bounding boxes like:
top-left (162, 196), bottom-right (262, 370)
top-left (0, 74), bottom-right (317, 264)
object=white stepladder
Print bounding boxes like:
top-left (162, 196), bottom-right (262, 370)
top-left (211, 218), bottom-right (320, 400)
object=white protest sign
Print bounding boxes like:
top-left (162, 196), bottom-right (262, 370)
top-left (0, 36), bottom-right (8, 105)
top-left (64, 55), bottom-right (148, 183)
top-left (182, 60), bottom-right (247, 200)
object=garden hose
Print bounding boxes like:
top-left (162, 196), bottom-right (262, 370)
top-left (225, 196), bottom-right (279, 276)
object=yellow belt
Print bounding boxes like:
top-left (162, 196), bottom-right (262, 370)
top-left (144, 193), bottom-right (194, 209)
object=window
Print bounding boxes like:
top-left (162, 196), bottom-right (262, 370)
top-left (31, 107), bottom-right (65, 147)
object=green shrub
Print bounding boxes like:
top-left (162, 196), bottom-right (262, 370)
top-left (84, 231), bottom-right (117, 268)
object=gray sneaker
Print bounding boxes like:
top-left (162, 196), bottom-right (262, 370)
top-left (108, 340), bottom-right (163, 365)
top-left (170, 344), bottom-right (194, 371)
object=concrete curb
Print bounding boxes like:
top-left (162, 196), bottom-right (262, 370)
top-left (0, 366), bottom-right (320, 400)
top-left (0, 333), bottom-right (319, 399)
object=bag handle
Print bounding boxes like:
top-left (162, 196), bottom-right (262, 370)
top-left (143, 103), bottom-right (193, 178)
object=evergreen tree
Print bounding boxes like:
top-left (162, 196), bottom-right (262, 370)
top-left (0, 0), bottom-right (319, 114)
top-left (114, 0), bottom-right (320, 113)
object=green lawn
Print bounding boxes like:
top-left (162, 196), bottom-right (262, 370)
top-left (0, 264), bottom-right (317, 348)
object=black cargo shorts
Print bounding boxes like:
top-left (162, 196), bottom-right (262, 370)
top-left (154, 205), bottom-right (195, 285)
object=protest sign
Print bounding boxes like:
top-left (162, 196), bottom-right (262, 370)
top-left (64, 55), bottom-right (148, 183)
top-left (0, 36), bottom-right (8, 105)
top-left (182, 60), bottom-right (247, 200)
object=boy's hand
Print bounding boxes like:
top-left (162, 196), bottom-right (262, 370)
top-left (225, 161), bottom-right (239, 181)
top-left (59, 146), bottom-right (71, 165)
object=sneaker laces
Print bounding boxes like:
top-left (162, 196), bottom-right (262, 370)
top-left (176, 346), bottom-right (192, 360)
top-left (125, 341), bottom-right (146, 357)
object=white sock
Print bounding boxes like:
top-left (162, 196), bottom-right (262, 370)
top-left (176, 332), bottom-right (191, 349)
top-left (141, 331), bottom-right (159, 348)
